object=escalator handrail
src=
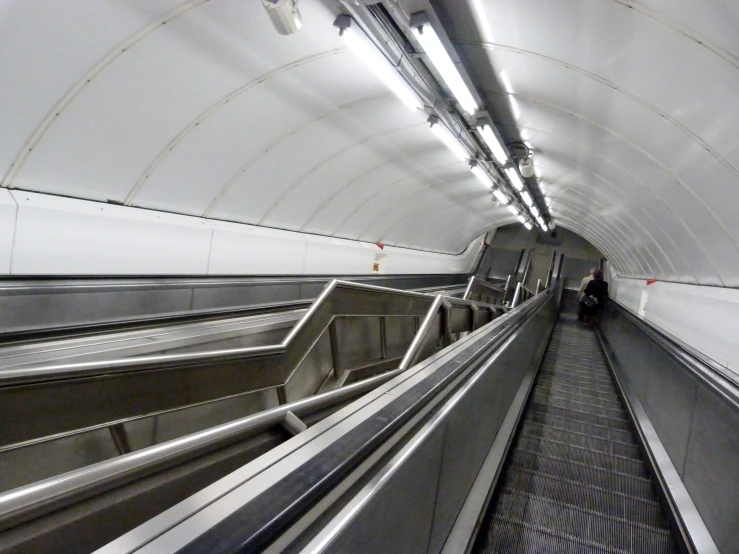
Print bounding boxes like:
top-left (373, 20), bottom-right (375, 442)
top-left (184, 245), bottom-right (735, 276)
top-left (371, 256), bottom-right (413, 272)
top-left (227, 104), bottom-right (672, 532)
top-left (0, 280), bottom-right (496, 387)
top-left (612, 302), bottom-right (739, 406)
top-left (0, 275), bottom-right (465, 344)
top-left (0, 368), bottom-right (405, 531)
top-left (0, 299), bottom-right (313, 346)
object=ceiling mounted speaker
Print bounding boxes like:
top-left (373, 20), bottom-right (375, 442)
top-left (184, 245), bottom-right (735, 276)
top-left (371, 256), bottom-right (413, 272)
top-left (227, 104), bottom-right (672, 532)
top-left (519, 157), bottom-right (535, 178)
top-left (262, 0), bottom-right (302, 35)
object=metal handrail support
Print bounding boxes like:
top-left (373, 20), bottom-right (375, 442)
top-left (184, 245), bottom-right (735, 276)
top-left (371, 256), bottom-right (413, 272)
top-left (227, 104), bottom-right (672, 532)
top-left (462, 277), bottom-right (505, 301)
top-left (557, 253), bottom-right (565, 281)
top-left (502, 275), bottom-right (512, 304)
top-left (545, 250), bottom-right (557, 289)
top-left (511, 283), bottom-right (522, 308)
top-left (535, 279), bottom-right (542, 294)
top-left (521, 249), bottom-right (533, 287)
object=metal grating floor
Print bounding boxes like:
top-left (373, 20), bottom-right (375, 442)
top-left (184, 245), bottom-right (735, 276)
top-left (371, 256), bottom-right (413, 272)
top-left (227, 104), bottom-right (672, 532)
top-left (474, 317), bottom-right (679, 554)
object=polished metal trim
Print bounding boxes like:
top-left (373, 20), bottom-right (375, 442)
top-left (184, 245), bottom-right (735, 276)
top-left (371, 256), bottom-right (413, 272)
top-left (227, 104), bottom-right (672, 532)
top-left (0, 369), bottom-right (401, 531)
top-left (596, 330), bottom-right (719, 554)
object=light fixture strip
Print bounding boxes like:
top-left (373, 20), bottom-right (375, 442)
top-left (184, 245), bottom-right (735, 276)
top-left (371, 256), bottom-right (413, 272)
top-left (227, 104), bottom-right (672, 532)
top-left (335, 16), bottom-right (422, 111)
top-left (504, 167), bottom-right (524, 191)
top-left (477, 123), bottom-right (509, 165)
top-left (521, 190), bottom-right (533, 207)
top-left (410, 13), bottom-right (478, 115)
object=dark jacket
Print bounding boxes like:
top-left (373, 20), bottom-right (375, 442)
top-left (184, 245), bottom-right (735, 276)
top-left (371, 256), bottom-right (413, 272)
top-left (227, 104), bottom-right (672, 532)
top-left (583, 280), bottom-right (609, 314)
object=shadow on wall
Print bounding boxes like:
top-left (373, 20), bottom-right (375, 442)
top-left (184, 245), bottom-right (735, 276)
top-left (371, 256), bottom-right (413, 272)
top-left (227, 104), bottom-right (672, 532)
top-left (483, 224), bottom-right (603, 289)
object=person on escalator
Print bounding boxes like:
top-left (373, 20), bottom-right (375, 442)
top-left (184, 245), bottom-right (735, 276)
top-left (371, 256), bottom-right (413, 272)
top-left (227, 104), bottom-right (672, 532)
top-left (580, 269), bottom-right (608, 326)
top-left (576, 267), bottom-right (595, 321)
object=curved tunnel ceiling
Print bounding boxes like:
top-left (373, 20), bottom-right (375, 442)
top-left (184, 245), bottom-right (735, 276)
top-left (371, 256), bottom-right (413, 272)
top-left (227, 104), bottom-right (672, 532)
top-left (1, 0), bottom-right (737, 281)
top-left (433, 0), bottom-right (739, 285)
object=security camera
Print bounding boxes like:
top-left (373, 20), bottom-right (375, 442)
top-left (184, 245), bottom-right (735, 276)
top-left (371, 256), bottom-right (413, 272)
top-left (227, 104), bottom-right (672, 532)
top-left (262, 0), bottom-right (302, 35)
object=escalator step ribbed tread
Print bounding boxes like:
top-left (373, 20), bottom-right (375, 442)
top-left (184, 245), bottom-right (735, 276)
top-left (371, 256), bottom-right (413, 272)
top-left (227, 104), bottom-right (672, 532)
top-left (494, 490), bottom-right (675, 552)
top-left (521, 418), bottom-right (637, 447)
top-left (519, 422), bottom-right (640, 457)
top-left (501, 468), bottom-right (664, 527)
top-left (474, 319), bottom-right (676, 553)
top-left (538, 369), bottom-right (615, 386)
top-left (527, 405), bottom-right (632, 431)
top-left (528, 400), bottom-right (630, 424)
top-left (479, 516), bottom-right (678, 554)
top-left (508, 450), bottom-right (654, 499)
top-left (524, 409), bottom-right (633, 438)
top-left (532, 392), bottom-right (627, 415)
top-left (537, 381), bottom-right (623, 400)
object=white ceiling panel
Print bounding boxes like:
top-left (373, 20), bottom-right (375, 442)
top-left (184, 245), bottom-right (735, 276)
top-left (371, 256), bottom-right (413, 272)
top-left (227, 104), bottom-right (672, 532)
top-left (208, 96), bottom-right (426, 224)
top-left (132, 51), bottom-right (382, 215)
top-left (0, 0), bottom-right (186, 182)
top-left (301, 146), bottom-right (453, 236)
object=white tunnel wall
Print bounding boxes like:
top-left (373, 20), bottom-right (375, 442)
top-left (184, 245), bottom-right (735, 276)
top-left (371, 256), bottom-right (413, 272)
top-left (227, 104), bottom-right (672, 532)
top-left (610, 275), bottom-right (739, 379)
top-left (0, 190), bottom-right (482, 276)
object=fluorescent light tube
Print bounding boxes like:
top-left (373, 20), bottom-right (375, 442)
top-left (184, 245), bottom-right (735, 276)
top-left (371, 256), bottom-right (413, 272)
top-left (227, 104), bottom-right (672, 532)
top-left (545, 196), bottom-right (551, 206)
top-left (411, 14), bottom-right (477, 115)
top-left (521, 190), bottom-right (533, 206)
top-left (507, 205), bottom-right (519, 216)
top-left (338, 18), bottom-right (422, 112)
top-left (505, 167), bottom-right (524, 191)
top-left (493, 188), bottom-right (509, 205)
top-left (517, 215), bottom-right (526, 225)
top-left (430, 119), bottom-right (469, 161)
top-left (524, 222), bottom-right (533, 230)
top-left (477, 123), bottom-right (508, 164)
top-left (531, 205), bottom-right (540, 217)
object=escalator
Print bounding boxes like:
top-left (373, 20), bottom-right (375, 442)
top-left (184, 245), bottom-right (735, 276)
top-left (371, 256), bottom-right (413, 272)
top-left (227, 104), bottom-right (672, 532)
top-left (473, 315), bottom-right (678, 553)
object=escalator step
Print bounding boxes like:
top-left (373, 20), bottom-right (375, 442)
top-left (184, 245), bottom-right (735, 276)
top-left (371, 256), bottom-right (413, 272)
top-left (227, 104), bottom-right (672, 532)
top-left (523, 412), bottom-right (636, 444)
top-left (501, 468), bottom-right (665, 528)
top-left (536, 380), bottom-right (623, 402)
top-left (508, 450), bottom-right (656, 500)
top-left (531, 393), bottom-right (628, 419)
top-left (516, 430), bottom-right (647, 476)
top-left (473, 319), bottom-right (677, 553)
top-left (527, 404), bottom-right (632, 431)
top-left (479, 515), bottom-right (675, 554)
top-left (519, 421), bottom-right (641, 458)
top-left (493, 490), bottom-right (676, 553)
